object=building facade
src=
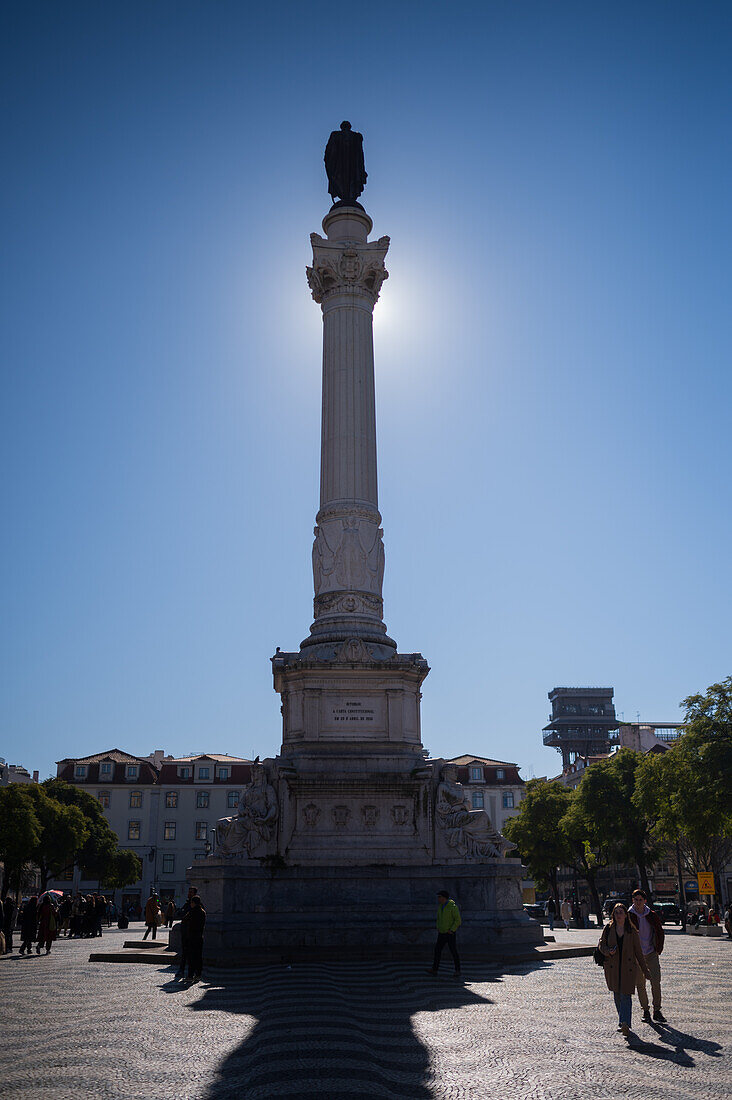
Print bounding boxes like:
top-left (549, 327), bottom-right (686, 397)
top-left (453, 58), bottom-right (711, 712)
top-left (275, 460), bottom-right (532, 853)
top-left (445, 755), bottom-right (526, 832)
top-left (50, 749), bottom-right (251, 911)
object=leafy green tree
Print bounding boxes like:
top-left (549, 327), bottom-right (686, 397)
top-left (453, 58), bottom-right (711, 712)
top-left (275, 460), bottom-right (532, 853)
top-left (0, 785), bottom-right (42, 897)
top-left (559, 794), bottom-right (612, 924)
top-left (42, 779), bottom-right (120, 882)
top-left (503, 779), bottom-right (572, 908)
top-left (100, 848), bottom-right (142, 896)
top-left (636, 676), bottom-right (732, 898)
top-left (23, 784), bottom-right (90, 889)
top-left (574, 748), bottom-right (660, 896)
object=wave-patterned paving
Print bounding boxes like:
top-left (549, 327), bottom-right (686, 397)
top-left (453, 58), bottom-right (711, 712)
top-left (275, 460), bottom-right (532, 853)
top-left (2, 928), bottom-right (730, 1100)
top-left (195, 962), bottom-right (492, 1099)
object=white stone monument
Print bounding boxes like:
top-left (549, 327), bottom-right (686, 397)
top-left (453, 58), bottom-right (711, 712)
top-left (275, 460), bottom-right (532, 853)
top-left (189, 126), bottom-right (541, 959)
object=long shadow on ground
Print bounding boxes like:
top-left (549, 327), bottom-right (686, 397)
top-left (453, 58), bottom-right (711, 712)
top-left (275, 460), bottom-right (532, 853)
top-left (162, 959), bottom-right (535, 1100)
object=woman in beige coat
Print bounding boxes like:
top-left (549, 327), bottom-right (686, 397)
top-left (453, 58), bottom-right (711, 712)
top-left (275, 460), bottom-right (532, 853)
top-left (599, 903), bottom-right (651, 1037)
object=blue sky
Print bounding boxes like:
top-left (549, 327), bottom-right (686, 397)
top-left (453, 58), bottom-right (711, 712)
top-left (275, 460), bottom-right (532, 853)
top-left (2, 1), bottom-right (730, 782)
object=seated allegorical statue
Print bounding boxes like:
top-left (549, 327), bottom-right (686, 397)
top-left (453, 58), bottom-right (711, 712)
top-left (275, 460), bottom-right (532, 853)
top-left (215, 764), bottom-right (278, 858)
top-left (435, 764), bottom-right (510, 860)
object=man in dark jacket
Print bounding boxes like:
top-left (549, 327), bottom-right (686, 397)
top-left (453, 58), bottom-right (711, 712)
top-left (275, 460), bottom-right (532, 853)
top-left (628, 888), bottom-right (666, 1023)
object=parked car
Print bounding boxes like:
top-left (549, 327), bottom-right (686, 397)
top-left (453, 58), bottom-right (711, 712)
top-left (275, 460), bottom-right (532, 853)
top-left (653, 901), bottom-right (681, 925)
top-left (523, 903), bottom-right (545, 921)
top-left (602, 895), bottom-right (631, 918)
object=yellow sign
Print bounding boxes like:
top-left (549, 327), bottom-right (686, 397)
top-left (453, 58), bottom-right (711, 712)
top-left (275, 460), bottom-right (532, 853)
top-left (697, 872), bottom-right (715, 895)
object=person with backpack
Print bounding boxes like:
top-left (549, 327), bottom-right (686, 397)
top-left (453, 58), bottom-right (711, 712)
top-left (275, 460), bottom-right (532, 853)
top-left (598, 902), bottom-right (651, 1037)
top-left (428, 890), bottom-right (462, 978)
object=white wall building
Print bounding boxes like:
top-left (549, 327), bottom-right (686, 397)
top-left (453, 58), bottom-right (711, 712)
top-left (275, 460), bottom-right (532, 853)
top-left (49, 749), bottom-right (251, 911)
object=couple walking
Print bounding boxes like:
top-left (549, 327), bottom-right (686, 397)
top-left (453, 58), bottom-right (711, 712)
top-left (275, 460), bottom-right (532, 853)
top-left (599, 889), bottom-right (667, 1038)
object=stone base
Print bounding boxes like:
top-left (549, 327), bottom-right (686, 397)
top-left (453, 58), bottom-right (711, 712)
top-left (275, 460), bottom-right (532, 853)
top-left (188, 860), bottom-right (543, 964)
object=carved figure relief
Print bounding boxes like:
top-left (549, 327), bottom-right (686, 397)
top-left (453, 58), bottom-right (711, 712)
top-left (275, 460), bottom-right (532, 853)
top-left (332, 804), bottom-right (350, 830)
top-left (216, 764), bottom-right (279, 858)
top-left (391, 804), bottom-right (409, 827)
top-left (302, 802), bottom-right (320, 829)
top-left (361, 804), bottom-right (379, 830)
top-left (435, 764), bottom-right (508, 860)
top-left (335, 638), bottom-right (373, 663)
top-left (312, 514), bottom-right (385, 600)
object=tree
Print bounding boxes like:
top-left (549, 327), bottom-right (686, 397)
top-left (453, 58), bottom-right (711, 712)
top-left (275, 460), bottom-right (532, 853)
top-left (0, 785), bottom-right (41, 897)
top-left (560, 789), bottom-right (613, 924)
top-left (575, 748), bottom-right (660, 896)
top-left (636, 676), bottom-right (732, 899)
top-left (503, 779), bottom-right (572, 908)
top-left (100, 848), bottom-right (142, 896)
top-left (42, 779), bottom-right (120, 882)
top-left (23, 784), bottom-right (90, 889)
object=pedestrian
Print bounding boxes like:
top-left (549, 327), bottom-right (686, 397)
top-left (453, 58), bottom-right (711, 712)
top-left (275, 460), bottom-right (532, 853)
top-left (560, 897), bottom-right (572, 930)
top-left (175, 887), bottom-right (199, 980)
top-left (19, 896), bottom-right (38, 955)
top-left (428, 889), bottom-right (462, 978)
top-left (165, 899), bottom-right (176, 928)
top-left (723, 905), bottom-right (732, 939)
top-left (580, 898), bottom-right (591, 928)
top-left (627, 888), bottom-right (667, 1023)
top-left (142, 891), bottom-right (161, 940)
top-left (545, 896), bottom-right (556, 932)
top-left (598, 902), bottom-right (651, 1038)
top-left (95, 895), bottom-right (106, 937)
top-left (3, 894), bottom-right (16, 953)
top-left (36, 893), bottom-right (58, 954)
top-left (59, 894), bottom-right (71, 936)
top-left (183, 895), bottom-right (206, 983)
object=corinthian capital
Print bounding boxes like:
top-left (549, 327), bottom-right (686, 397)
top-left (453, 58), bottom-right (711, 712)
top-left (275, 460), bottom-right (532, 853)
top-left (306, 233), bottom-right (390, 305)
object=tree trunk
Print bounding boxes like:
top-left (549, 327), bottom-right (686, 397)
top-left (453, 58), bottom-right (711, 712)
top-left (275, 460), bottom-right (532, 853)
top-left (635, 847), bottom-right (651, 896)
top-left (549, 869), bottom-right (560, 912)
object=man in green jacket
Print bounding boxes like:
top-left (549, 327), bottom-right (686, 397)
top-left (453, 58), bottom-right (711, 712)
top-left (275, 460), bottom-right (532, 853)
top-left (429, 890), bottom-right (461, 977)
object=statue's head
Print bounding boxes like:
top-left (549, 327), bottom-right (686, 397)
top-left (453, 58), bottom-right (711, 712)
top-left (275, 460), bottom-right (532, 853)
top-left (340, 120), bottom-right (351, 131)
top-left (442, 764), bottom-right (458, 781)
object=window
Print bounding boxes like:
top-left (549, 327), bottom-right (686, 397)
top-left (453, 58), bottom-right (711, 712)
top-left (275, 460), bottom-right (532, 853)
top-left (179, 766), bottom-right (191, 779)
top-left (199, 767), bottom-right (210, 780)
top-left (227, 790), bottom-right (240, 809)
top-left (100, 762), bottom-right (112, 775)
top-left (196, 790), bottom-right (210, 809)
top-left (588, 705), bottom-right (603, 716)
top-left (471, 791), bottom-right (484, 809)
top-left (75, 765), bottom-right (87, 778)
top-left (164, 821), bottom-right (176, 840)
top-left (469, 766), bottom-right (483, 782)
top-left (218, 766), bottom-right (229, 780)
top-left (129, 791), bottom-right (142, 808)
top-left (162, 855), bottom-right (175, 874)
top-left (97, 791), bottom-right (110, 808)
top-left (502, 792), bottom-right (515, 809)
top-left (59, 866), bottom-right (74, 881)
top-left (195, 821), bottom-right (208, 841)
top-left (563, 704), bottom-right (579, 714)
top-left (496, 768), bottom-right (505, 780)
top-left (165, 791), bottom-right (178, 808)
top-left (125, 765), bottom-right (138, 780)
top-left (128, 821), bottom-right (141, 841)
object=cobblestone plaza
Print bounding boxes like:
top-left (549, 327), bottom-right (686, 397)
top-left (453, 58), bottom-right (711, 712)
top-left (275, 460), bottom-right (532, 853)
top-left (2, 928), bottom-right (730, 1099)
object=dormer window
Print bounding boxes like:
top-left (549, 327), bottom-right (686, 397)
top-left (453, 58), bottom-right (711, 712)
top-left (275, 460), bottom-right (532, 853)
top-left (179, 767), bottom-right (191, 779)
top-left (469, 766), bottom-right (483, 782)
top-left (75, 765), bottom-right (87, 779)
top-left (100, 762), bottom-right (113, 776)
top-left (125, 765), bottom-right (138, 780)
top-left (218, 767), bottom-right (229, 780)
top-left (198, 766), bottom-right (210, 780)
top-left (496, 768), bottom-right (505, 780)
